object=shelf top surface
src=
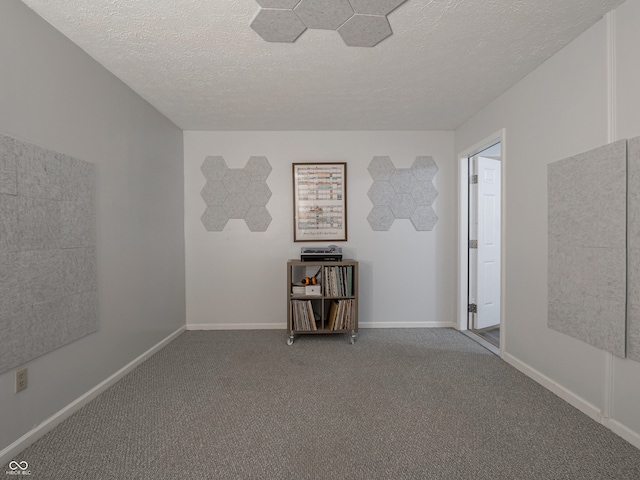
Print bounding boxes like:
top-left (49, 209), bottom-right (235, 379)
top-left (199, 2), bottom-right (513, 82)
top-left (288, 259), bottom-right (356, 265)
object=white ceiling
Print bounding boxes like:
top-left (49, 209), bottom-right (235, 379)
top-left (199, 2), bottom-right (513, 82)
top-left (20, 0), bottom-right (624, 131)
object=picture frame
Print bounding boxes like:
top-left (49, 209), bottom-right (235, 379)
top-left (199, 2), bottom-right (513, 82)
top-left (292, 162), bottom-right (347, 242)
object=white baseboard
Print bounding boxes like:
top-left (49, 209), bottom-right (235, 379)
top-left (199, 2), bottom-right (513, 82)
top-left (359, 321), bottom-right (456, 329)
top-left (503, 352), bottom-right (603, 423)
top-left (603, 417), bottom-right (640, 450)
top-left (187, 322), bottom-right (455, 330)
top-left (503, 351), bottom-right (640, 450)
top-left (0, 325), bottom-right (186, 466)
top-left (187, 323), bottom-right (286, 330)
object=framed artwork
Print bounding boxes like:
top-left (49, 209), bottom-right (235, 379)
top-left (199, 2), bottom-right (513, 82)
top-left (292, 162), bottom-right (347, 242)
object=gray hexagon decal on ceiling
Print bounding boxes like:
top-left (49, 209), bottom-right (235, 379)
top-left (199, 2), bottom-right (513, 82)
top-left (338, 14), bottom-right (392, 48)
top-left (250, 8), bottom-right (307, 43)
top-left (349, 0), bottom-right (407, 16)
top-left (250, 0), bottom-right (408, 47)
top-left (294, 0), bottom-right (354, 30)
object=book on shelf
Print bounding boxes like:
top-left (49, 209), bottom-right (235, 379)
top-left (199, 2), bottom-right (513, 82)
top-left (322, 265), bottom-right (353, 297)
top-left (325, 298), bottom-right (355, 331)
top-left (291, 299), bottom-right (317, 331)
top-left (327, 300), bottom-right (339, 331)
top-left (291, 284), bottom-right (306, 295)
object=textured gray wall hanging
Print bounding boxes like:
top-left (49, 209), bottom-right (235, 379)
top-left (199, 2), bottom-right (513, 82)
top-left (367, 156), bottom-right (438, 231)
top-left (200, 156), bottom-right (273, 232)
top-left (0, 133), bottom-right (98, 374)
top-left (547, 140), bottom-right (627, 357)
top-left (251, 0), bottom-right (408, 47)
top-left (627, 136), bottom-right (640, 363)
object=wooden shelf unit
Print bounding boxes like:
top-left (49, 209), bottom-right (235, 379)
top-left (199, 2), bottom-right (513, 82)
top-left (286, 259), bottom-right (359, 345)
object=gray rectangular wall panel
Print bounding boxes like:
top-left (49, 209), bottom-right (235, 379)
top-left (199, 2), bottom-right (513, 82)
top-left (629, 137), bottom-right (640, 245)
top-left (0, 309), bottom-right (29, 373)
top-left (0, 134), bottom-right (98, 374)
top-left (0, 193), bottom-right (19, 252)
top-left (628, 303), bottom-right (640, 362)
top-left (27, 300), bottom-right (66, 360)
top-left (17, 142), bottom-right (62, 200)
top-left (0, 252), bottom-right (20, 314)
top-left (548, 239), bottom-right (626, 304)
top-left (549, 294), bottom-right (626, 357)
top-left (548, 140), bottom-right (627, 249)
top-left (0, 134), bottom-right (17, 195)
top-left (60, 199), bottom-right (95, 248)
top-left (628, 136), bottom-right (640, 363)
top-left (547, 140), bottom-right (627, 357)
top-left (19, 249), bottom-right (64, 306)
top-left (18, 196), bottom-right (61, 251)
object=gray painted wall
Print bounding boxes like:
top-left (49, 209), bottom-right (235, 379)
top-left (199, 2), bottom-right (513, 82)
top-left (0, 0), bottom-right (185, 451)
top-left (184, 131), bottom-right (454, 330)
top-left (455, 0), bottom-right (640, 445)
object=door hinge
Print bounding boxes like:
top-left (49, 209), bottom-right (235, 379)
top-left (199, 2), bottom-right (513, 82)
top-left (468, 303), bottom-right (477, 313)
top-left (469, 240), bottom-right (478, 249)
top-left (470, 175), bottom-right (478, 184)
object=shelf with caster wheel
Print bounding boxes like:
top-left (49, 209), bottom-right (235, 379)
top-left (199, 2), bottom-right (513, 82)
top-left (286, 259), bottom-right (358, 345)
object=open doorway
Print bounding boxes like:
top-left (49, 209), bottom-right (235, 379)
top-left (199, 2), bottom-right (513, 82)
top-left (458, 131), bottom-right (504, 355)
top-left (468, 143), bottom-right (501, 346)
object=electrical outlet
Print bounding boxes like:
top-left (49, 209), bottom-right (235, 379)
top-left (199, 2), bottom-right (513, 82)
top-left (15, 368), bottom-right (28, 393)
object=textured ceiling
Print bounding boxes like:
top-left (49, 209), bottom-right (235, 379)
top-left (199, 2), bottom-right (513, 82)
top-left (20, 0), bottom-right (624, 131)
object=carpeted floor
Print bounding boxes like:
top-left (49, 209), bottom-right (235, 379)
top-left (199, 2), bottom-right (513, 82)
top-left (7, 329), bottom-right (640, 479)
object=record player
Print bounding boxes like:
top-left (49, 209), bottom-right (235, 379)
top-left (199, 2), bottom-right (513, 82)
top-left (300, 245), bottom-right (342, 262)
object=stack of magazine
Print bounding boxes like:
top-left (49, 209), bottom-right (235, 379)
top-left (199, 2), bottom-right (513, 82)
top-left (291, 300), bottom-right (317, 331)
top-left (326, 299), bottom-right (355, 330)
top-left (323, 266), bottom-right (353, 297)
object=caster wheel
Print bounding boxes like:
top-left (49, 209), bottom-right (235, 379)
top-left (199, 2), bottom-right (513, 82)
top-left (287, 337), bottom-right (294, 346)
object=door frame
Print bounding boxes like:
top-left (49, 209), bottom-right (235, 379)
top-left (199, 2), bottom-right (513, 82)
top-left (457, 129), bottom-right (506, 354)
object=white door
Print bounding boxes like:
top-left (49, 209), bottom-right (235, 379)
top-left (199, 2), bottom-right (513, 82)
top-left (473, 156), bottom-right (501, 329)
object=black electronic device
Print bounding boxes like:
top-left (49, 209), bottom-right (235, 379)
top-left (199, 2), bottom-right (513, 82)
top-left (300, 245), bottom-right (343, 262)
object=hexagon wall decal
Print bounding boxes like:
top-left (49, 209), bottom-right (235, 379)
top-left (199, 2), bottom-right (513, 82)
top-left (367, 180), bottom-right (395, 206)
top-left (368, 156), bottom-right (396, 181)
top-left (245, 156), bottom-right (273, 182)
top-left (367, 156), bottom-right (439, 231)
top-left (390, 193), bottom-right (416, 219)
top-left (256, 0), bottom-right (301, 8)
top-left (294, 0), bottom-right (354, 30)
top-left (200, 180), bottom-right (228, 206)
top-left (349, 0), bottom-right (407, 16)
top-left (200, 156), bottom-right (273, 232)
top-left (411, 181), bottom-right (438, 206)
top-left (389, 168), bottom-right (417, 194)
top-left (250, 8), bottom-right (307, 43)
top-left (250, 0), bottom-right (408, 47)
top-left (245, 206), bottom-right (273, 232)
top-left (201, 206), bottom-right (229, 232)
top-left (411, 156), bottom-right (438, 182)
top-left (201, 156), bottom-right (229, 181)
top-left (338, 14), bottom-right (392, 48)
top-left (411, 206), bottom-right (439, 232)
top-left (367, 205), bottom-right (395, 231)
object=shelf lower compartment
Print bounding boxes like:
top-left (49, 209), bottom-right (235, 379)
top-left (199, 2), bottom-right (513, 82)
top-left (289, 327), bottom-right (358, 334)
top-left (289, 295), bottom-right (356, 300)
